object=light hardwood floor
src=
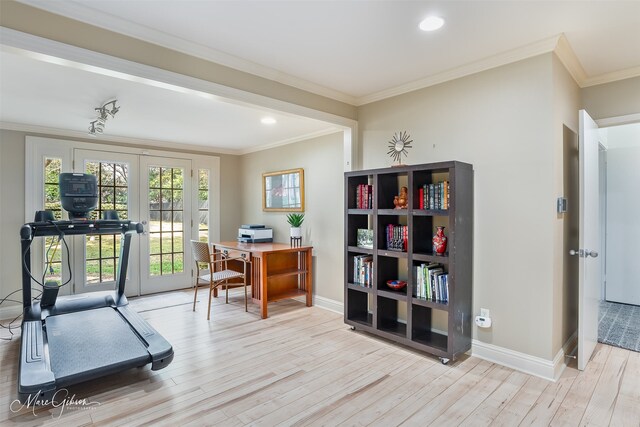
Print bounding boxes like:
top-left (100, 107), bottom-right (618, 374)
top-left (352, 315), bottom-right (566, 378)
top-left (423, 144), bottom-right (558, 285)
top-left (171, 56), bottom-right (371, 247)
top-left (1, 290), bottom-right (639, 426)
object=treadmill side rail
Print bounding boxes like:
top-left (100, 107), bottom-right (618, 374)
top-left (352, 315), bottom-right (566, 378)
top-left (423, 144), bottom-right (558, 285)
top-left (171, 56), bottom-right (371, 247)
top-left (117, 305), bottom-right (174, 370)
top-left (18, 321), bottom-right (56, 403)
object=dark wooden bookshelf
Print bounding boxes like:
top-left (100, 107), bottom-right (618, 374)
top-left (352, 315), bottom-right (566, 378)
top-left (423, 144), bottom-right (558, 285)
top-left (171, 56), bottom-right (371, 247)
top-left (344, 161), bottom-right (473, 364)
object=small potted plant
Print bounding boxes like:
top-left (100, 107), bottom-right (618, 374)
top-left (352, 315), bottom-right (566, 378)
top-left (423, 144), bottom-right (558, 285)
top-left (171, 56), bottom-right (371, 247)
top-left (286, 213), bottom-right (305, 238)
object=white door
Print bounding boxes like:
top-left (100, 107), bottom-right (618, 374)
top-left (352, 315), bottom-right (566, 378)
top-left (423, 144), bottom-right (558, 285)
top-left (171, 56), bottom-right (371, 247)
top-left (577, 110), bottom-right (601, 371)
top-left (139, 156), bottom-right (193, 294)
top-left (74, 150), bottom-right (140, 296)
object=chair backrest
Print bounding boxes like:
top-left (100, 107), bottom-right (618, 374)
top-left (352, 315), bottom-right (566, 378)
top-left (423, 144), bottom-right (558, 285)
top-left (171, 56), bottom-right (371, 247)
top-left (190, 240), bottom-right (210, 264)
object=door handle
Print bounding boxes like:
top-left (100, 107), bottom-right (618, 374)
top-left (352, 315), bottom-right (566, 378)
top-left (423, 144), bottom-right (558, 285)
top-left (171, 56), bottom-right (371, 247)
top-left (569, 249), bottom-right (598, 258)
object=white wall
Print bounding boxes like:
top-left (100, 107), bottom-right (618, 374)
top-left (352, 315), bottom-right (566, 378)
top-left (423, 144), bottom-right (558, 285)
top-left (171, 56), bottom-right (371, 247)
top-left (604, 123), bottom-right (640, 305)
top-left (240, 132), bottom-right (344, 303)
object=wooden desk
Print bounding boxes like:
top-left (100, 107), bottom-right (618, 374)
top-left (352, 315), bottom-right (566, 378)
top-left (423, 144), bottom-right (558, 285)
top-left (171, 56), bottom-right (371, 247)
top-left (212, 241), bottom-right (313, 319)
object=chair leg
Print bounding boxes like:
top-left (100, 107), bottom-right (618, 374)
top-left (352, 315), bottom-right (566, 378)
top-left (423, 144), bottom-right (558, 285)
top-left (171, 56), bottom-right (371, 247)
top-left (207, 283), bottom-right (214, 320)
top-left (225, 282), bottom-right (229, 304)
top-left (193, 280), bottom-right (199, 311)
top-left (244, 281), bottom-right (248, 312)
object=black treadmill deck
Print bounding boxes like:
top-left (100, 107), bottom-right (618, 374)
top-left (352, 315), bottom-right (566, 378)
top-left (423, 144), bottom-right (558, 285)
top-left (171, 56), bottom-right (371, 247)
top-left (46, 307), bottom-right (149, 386)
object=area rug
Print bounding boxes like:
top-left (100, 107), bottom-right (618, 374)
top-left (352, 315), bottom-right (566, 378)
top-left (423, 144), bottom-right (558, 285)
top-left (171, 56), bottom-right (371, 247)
top-left (598, 300), bottom-right (640, 352)
top-left (128, 291), bottom-right (195, 313)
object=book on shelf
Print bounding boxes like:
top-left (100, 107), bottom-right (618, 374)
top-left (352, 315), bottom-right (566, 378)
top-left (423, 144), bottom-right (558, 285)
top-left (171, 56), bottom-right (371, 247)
top-left (386, 224), bottom-right (407, 251)
top-left (421, 180), bottom-right (449, 210)
top-left (414, 263), bottom-right (448, 303)
top-left (356, 184), bottom-right (373, 209)
top-left (353, 254), bottom-right (373, 288)
top-left (356, 229), bottom-right (373, 249)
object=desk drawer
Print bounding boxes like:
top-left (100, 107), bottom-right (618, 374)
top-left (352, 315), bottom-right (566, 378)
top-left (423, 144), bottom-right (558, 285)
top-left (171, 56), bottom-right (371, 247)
top-left (219, 248), bottom-right (251, 261)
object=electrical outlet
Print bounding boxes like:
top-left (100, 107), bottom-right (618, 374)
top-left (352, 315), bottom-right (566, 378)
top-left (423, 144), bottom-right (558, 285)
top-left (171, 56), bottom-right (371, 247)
top-left (480, 308), bottom-right (490, 318)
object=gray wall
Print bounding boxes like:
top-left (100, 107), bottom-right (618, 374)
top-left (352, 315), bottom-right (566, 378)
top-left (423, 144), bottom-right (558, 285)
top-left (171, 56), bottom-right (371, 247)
top-left (551, 54), bottom-right (581, 357)
top-left (239, 132), bottom-right (344, 303)
top-left (0, 130), bottom-right (26, 312)
top-left (0, 129), bottom-right (241, 311)
top-left (582, 76), bottom-right (640, 120)
top-left (358, 54), bottom-right (558, 359)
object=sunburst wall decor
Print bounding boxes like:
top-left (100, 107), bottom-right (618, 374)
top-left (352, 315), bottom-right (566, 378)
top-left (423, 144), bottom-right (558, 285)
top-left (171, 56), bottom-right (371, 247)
top-left (387, 131), bottom-right (413, 166)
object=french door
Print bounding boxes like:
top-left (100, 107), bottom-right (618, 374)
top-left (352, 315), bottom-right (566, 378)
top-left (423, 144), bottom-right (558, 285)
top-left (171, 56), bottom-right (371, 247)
top-left (139, 156), bottom-right (193, 294)
top-left (73, 150), bottom-right (140, 296)
top-left (72, 151), bottom-right (194, 296)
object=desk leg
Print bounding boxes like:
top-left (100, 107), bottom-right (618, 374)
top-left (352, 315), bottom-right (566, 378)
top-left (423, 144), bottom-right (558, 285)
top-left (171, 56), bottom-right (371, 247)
top-left (260, 255), bottom-right (268, 319)
top-left (305, 248), bottom-right (313, 307)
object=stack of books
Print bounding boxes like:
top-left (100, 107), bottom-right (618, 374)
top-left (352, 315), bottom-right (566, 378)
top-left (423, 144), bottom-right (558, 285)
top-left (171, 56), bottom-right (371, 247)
top-left (418, 181), bottom-right (449, 210)
top-left (414, 263), bottom-right (449, 303)
top-left (353, 255), bottom-right (373, 287)
top-left (386, 224), bottom-right (407, 251)
top-left (356, 184), bottom-right (373, 209)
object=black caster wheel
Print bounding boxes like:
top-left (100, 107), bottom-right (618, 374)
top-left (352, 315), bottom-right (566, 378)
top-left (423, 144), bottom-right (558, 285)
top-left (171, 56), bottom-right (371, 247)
top-left (439, 357), bottom-right (450, 365)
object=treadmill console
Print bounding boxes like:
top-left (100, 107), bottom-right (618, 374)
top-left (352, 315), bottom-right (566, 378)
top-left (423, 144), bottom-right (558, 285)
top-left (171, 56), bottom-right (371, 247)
top-left (59, 173), bottom-right (98, 219)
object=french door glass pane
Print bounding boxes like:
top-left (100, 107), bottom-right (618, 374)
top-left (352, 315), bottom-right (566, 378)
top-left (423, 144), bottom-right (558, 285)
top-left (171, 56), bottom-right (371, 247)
top-left (149, 166), bottom-right (185, 276)
top-left (43, 157), bottom-right (63, 284)
top-left (199, 169), bottom-right (209, 242)
top-left (85, 161), bottom-right (129, 284)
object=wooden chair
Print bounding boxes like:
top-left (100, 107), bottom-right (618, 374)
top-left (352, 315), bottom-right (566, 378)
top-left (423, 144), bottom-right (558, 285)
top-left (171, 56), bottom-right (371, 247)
top-left (190, 240), bottom-right (249, 320)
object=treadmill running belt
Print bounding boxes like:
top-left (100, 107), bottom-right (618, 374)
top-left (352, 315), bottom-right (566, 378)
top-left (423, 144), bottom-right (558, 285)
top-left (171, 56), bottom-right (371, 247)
top-left (46, 307), bottom-right (150, 385)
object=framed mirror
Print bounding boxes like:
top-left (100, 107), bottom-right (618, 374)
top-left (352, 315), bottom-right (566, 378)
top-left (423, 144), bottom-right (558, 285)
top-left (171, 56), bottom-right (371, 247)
top-left (262, 168), bottom-right (305, 212)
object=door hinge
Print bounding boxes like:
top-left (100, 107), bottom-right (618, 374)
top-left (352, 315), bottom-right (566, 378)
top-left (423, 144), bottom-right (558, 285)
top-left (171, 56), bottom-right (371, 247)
top-left (191, 169), bottom-right (193, 177)
top-left (72, 160), bottom-right (75, 169)
top-left (191, 219), bottom-right (193, 228)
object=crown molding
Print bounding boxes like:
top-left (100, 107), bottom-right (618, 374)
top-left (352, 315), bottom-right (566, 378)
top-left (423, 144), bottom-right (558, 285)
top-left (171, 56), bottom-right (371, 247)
top-left (0, 121), bottom-right (241, 155)
top-left (582, 65), bottom-right (640, 88)
top-left (553, 33), bottom-right (588, 85)
top-left (14, 0), bottom-right (357, 105)
top-left (355, 35), bottom-right (562, 106)
top-left (595, 113), bottom-right (640, 128)
top-left (239, 128), bottom-right (342, 155)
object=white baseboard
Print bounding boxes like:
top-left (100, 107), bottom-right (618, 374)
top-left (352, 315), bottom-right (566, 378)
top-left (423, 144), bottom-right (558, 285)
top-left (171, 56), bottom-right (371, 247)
top-left (472, 335), bottom-right (577, 382)
top-left (293, 295), bottom-right (343, 315)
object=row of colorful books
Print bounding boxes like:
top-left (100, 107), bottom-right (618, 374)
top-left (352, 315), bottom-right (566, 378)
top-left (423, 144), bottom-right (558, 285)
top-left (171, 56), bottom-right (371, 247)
top-left (353, 254), bottom-right (373, 287)
top-left (386, 224), bottom-right (407, 251)
top-left (355, 184), bottom-right (373, 209)
top-left (415, 263), bottom-right (449, 303)
top-left (419, 181), bottom-right (449, 210)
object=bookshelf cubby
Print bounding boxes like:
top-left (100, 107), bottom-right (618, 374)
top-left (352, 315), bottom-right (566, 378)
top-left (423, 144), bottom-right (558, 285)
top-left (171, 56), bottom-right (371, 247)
top-left (344, 161), bottom-right (473, 364)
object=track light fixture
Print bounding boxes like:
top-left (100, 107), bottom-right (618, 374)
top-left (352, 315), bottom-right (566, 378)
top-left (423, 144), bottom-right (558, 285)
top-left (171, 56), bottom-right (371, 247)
top-left (88, 119), bottom-right (104, 135)
top-left (89, 99), bottom-right (120, 135)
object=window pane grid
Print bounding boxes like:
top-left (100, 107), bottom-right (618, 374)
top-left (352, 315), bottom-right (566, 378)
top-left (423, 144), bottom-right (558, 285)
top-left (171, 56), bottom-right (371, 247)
top-left (44, 158), bottom-right (63, 220)
top-left (150, 167), bottom-right (184, 276)
top-left (198, 169), bottom-right (209, 243)
top-left (86, 161), bottom-right (128, 284)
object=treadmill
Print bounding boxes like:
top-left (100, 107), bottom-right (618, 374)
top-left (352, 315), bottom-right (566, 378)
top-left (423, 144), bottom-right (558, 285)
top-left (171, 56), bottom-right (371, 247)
top-left (18, 173), bottom-right (174, 403)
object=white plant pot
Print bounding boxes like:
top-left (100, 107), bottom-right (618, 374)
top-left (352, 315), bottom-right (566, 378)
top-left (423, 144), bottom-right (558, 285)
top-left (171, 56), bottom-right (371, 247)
top-left (290, 227), bottom-right (302, 238)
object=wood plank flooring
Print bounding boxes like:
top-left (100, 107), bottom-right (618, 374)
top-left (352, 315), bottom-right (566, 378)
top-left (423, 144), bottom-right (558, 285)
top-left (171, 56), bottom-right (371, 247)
top-left (1, 290), bottom-right (639, 426)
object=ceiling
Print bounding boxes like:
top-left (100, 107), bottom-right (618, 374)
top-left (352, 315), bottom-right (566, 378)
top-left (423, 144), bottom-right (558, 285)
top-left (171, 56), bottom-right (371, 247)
top-left (2, 0), bottom-right (640, 151)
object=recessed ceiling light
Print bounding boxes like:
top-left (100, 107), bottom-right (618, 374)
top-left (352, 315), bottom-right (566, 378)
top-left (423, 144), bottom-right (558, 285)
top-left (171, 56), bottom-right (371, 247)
top-left (419, 16), bottom-right (445, 32)
top-left (261, 117), bottom-right (277, 125)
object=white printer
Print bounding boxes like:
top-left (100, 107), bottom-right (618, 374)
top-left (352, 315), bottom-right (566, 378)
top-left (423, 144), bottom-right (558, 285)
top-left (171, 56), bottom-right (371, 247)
top-left (237, 224), bottom-right (273, 243)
